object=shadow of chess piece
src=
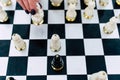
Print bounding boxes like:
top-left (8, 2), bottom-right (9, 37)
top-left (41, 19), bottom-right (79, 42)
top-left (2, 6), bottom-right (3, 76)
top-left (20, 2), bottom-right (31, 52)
top-left (51, 54), bottom-right (64, 71)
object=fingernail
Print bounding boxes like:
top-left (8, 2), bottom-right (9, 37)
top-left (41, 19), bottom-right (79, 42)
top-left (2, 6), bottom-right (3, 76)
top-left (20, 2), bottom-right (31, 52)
top-left (25, 10), bottom-right (29, 14)
top-left (31, 9), bottom-right (36, 15)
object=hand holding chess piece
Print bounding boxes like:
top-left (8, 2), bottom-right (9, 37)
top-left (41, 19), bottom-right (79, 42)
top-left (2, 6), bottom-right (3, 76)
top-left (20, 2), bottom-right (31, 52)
top-left (99, 0), bottom-right (109, 6)
top-left (50, 0), bottom-right (63, 7)
top-left (0, 6), bottom-right (8, 22)
top-left (90, 71), bottom-right (108, 80)
top-left (32, 3), bottom-right (44, 26)
top-left (0, 0), bottom-right (12, 6)
top-left (12, 33), bottom-right (26, 51)
top-left (116, 0), bottom-right (120, 5)
top-left (83, 0), bottom-right (95, 19)
top-left (103, 16), bottom-right (119, 34)
top-left (67, 0), bottom-right (78, 5)
top-left (84, 0), bottom-right (94, 5)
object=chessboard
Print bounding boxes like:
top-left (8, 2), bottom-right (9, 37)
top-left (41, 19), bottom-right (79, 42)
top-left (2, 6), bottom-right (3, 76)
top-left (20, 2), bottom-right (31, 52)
top-left (0, 0), bottom-right (120, 80)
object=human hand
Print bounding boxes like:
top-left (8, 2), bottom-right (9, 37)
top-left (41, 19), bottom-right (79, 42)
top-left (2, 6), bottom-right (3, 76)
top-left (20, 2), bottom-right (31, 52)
top-left (16, 0), bottom-right (39, 15)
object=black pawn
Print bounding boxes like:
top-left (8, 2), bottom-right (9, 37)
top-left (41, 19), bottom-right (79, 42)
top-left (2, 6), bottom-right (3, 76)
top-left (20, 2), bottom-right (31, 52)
top-left (7, 77), bottom-right (15, 80)
top-left (51, 54), bottom-right (64, 71)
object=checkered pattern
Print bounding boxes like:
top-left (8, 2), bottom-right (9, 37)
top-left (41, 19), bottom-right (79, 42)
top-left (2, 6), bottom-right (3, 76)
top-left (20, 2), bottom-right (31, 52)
top-left (0, 0), bottom-right (120, 80)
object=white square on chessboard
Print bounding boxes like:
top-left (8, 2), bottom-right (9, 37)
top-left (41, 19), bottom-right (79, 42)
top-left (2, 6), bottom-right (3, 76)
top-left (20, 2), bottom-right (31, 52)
top-left (65, 24), bottom-right (83, 39)
top-left (14, 10), bottom-right (31, 24)
top-left (114, 10), bottom-right (120, 23)
top-left (6, 76), bottom-right (26, 80)
top-left (99, 24), bottom-right (119, 39)
top-left (64, 0), bottom-right (81, 10)
top-left (47, 75), bottom-right (67, 80)
top-left (30, 24), bottom-right (48, 39)
top-left (84, 39), bottom-right (104, 56)
top-left (0, 0), bottom-right (16, 10)
top-left (87, 75), bottom-right (108, 80)
top-left (40, 0), bottom-right (48, 10)
top-left (47, 39), bottom-right (66, 56)
top-left (0, 24), bottom-right (13, 40)
top-left (0, 57), bottom-right (8, 76)
top-left (96, 0), bottom-right (113, 10)
top-left (48, 10), bottom-right (65, 24)
top-left (105, 56), bottom-right (120, 74)
top-left (81, 10), bottom-right (99, 23)
top-left (67, 56), bottom-right (87, 75)
top-left (9, 40), bottom-right (29, 57)
top-left (27, 57), bottom-right (47, 75)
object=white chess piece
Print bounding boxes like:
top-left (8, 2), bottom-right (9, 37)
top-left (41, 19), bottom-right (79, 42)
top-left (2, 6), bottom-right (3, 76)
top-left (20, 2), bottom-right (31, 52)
top-left (66, 3), bottom-right (77, 22)
top-left (32, 3), bottom-right (44, 26)
top-left (84, 0), bottom-right (94, 5)
top-left (0, 6), bottom-right (8, 22)
top-left (0, 0), bottom-right (12, 6)
top-left (103, 16), bottom-right (119, 34)
top-left (83, 1), bottom-right (95, 19)
top-left (50, 34), bottom-right (61, 52)
top-left (12, 33), bottom-right (26, 51)
top-left (90, 71), bottom-right (107, 80)
top-left (116, 0), bottom-right (120, 5)
top-left (99, 0), bottom-right (109, 6)
top-left (50, 0), bottom-right (63, 7)
top-left (67, 0), bottom-right (78, 5)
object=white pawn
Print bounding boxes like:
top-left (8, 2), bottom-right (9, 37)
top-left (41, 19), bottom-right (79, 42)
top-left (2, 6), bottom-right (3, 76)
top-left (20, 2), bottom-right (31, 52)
top-left (83, 1), bottom-right (95, 19)
top-left (66, 3), bottom-right (77, 22)
top-left (84, 0), bottom-right (94, 5)
top-left (50, 34), bottom-right (61, 52)
top-left (12, 33), bottom-right (26, 51)
top-left (103, 16), bottom-right (119, 34)
top-left (67, 0), bottom-right (78, 5)
top-left (0, 0), bottom-right (12, 6)
top-left (116, 0), bottom-right (120, 5)
top-left (32, 3), bottom-right (44, 26)
top-left (99, 0), bottom-right (109, 6)
top-left (0, 6), bottom-right (8, 22)
top-left (50, 0), bottom-right (63, 7)
top-left (90, 71), bottom-right (107, 80)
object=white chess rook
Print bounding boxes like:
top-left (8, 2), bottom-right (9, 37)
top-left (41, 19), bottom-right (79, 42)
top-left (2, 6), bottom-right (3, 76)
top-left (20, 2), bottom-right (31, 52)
top-left (50, 0), bottom-right (63, 7)
top-left (0, 0), bottom-right (12, 6)
top-left (50, 34), bottom-right (61, 52)
top-left (90, 71), bottom-right (108, 80)
top-left (32, 3), bottom-right (44, 26)
top-left (66, 3), bottom-right (77, 22)
top-left (83, 1), bottom-right (95, 19)
top-left (12, 33), bottom-right (26, 51)
top-left (67, 0), bottom-right (78, 5)
top-left (99, 0), bottom-right (109, 6)
top-left (0, 6), bottom-right (8, 22)
top-left (116, 0), bottom-right (120, 5)
top-left (84, 0), bottom-right (94, 5)
top-left (103, 16), bottom-right (119, 34)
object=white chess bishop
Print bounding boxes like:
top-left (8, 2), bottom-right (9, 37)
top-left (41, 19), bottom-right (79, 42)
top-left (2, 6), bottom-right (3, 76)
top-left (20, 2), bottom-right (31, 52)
top-left (0, 6), bottom-right (8, 22)
top-left (66, 3), bottom-right (77, 22)
top-left (0, 0), bottom-right (12, 6)
top-left (12, 33), bottom-right (26, 51)
top-left (99, 0), bottom-right (109, 6)
top-left (50, 34), bottom-right (61, 52)
top-left (103, 16), bottom-right (119, 34)
top-left (83, 1), bottom-right (95, 19)
top-left (116, 0), bottom-right (120, 5)
top-left (89, 71), bottom-right (108, 80)
top-left (32, 3), bottom-right (44, 26)
top-left (67, 0), bottom-right (78, 5)
top-left (50, 0), bottom-right (63, 7)
top-left (84, 0), bottom-right (94, 5)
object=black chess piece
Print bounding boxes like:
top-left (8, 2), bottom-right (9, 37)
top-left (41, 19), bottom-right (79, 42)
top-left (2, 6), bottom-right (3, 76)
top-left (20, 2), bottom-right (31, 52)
top-left (7, 77), bottom-right (15, 80)
top-left (51, 54), bottom-right (64, 71)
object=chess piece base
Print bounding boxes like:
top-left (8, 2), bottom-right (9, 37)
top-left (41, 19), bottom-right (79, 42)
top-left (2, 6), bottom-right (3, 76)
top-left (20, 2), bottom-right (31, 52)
top-left (50, 46), bottom-right (61, 52)
top-left (2, 0), bottom-right (12, 6)
top-left (32, 19), bottom-right (44, 26)
top-left (51, 2), bottom-right (61, 7)
top-left (0, 16), bottom-right (8, 22)
top-left (66, 16), bottom-right (76, 22)
top-left (51, 65), bottom-right (64, 71)
top-left (116, 0), bottom-right (120, 5)
top-left (99, 1), bottom-right (108, 6)
top-left (15, 42), bottom-right (26, 51)
top-left (83, 12), bottom-right (93, 19)
top-left (103, 26), bottom-right (113, 34)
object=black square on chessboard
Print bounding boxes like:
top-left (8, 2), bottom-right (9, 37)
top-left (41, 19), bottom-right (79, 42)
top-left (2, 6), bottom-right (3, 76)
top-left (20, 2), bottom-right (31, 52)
top-left (108, 75), bottom-right (120, 80)
top-left (0, 40), bottom-right (10, 57)
top-left (0, 11), bottom-right (14, 24)
top-left (12, 25), bottom-right (30, 39)
top-left (66, 39), bottom-right (85, 55)
top-left (7, 57), bottom-right (28, 75)
top-left (117, 24), bottom-right (120, 36)
top-left (65, 10), bottom-right (81, 23)
top-left (49, 0), bottom-right (64, 10)
top-left (86, 56), bottom-right (107, 74)
top-left (0, 76), bottom-right (6, 80)
top-left (48, 24), bottom-right (65, 39)
top-left (83, 24), bottom-right (101, 38)
top-left (27, 76), bottom-right (46, 80)
top-left (102, 39), bottom-right (120, 55)
top-left (112, 0), bottom-right (120, 9)
top-left (98, 10), bottom-right (114, 23)
top-left (29, 40), bottom-right (47, 56)
top-left (47, 56), bottom-right (66, 75)
top-left (67, 75), bottom-right (87, 80)
top-left (16, 2), bottom-right (23, 10)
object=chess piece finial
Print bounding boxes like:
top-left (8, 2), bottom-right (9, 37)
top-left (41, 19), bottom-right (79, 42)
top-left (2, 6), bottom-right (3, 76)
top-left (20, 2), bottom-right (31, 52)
top-left (84, 0), bottom-right (94, 5)
top-left (12, 33), bottom-right (26, 51)
top-left (32, 3), bottom-right (44, 26)
top-left (116, 0), bottom-right (120, 5)
top-left (99, 0), bottom-right (109, 6)
top-left (50, 0), bottom-right (63, 7)
top-left (0, 5), bottom-right (8, 22)
top-left (51, 54), bottom-right (64, 71)
top-left (0, 0), bottom-right (12, 6)
top-left (7, 77), bottom-right (15, 80)
top-left (50, 34), bottom-right (61, 52)
top-left (67, 0), bottom-right (78, 5)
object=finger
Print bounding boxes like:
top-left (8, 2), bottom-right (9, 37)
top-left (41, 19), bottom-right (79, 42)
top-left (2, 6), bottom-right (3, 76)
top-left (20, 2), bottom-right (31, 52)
top-left (22, 0), bottom-right (31, 11)
top-left (16, 0), bottom-right (26, 10)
